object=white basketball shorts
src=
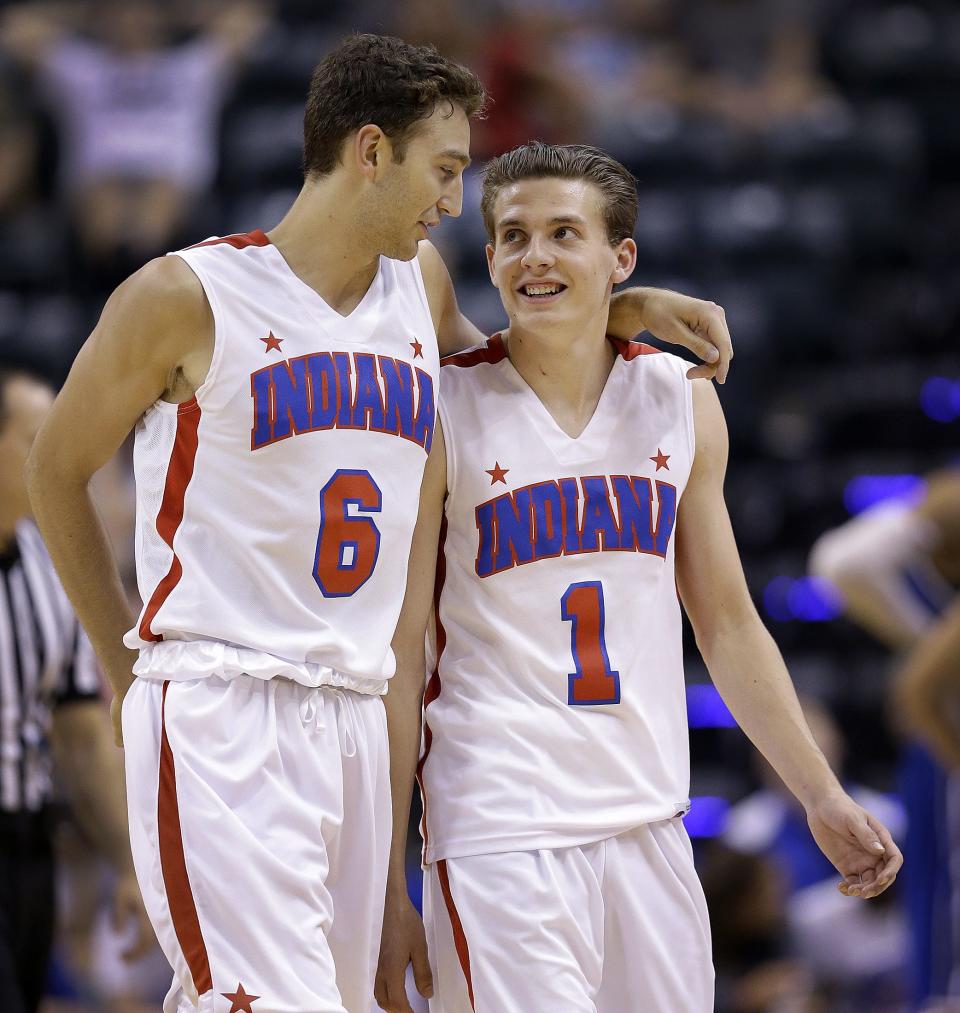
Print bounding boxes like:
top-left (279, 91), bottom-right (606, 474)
top-left (423, 818), bottom-right (713, 1012)
top-left (122, 673), bottom-right (391, 1013)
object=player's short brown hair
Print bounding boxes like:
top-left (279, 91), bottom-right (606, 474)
top-left (481, 142), bottom-right (638, 245)
top-left (303, 34), bottom-right (487, 178)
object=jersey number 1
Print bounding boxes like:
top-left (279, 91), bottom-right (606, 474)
top-left (561, 581), bottom-right (621, 705)
top-left (314, 469), bottom-right (382, 597)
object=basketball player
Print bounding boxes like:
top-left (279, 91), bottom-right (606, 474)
top-left (810, 472), bottom-right (960, 1007)
top-left (375, 143), bottom-right (903, 1013)
top-left (25, 35), bottom-right (732, 1013)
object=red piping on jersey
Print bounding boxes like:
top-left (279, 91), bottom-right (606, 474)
top-left (442, 333), bottom-right (658, 369)
top-left (440, 333), bottom-right (508, 369)
top-left (139, 399), bottom-right (202, 643)
top-left (187, 229), bottom-right (271, 250)
top-left (416, 516), bottom-right (447, 855)
top-left (158, 681), bottom-right (213, 996)
top-left (609, 337), bottom-right (660, 359)
top-left (437, 859), bottom-right (476, 1010)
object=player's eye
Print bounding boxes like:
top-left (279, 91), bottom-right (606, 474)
top-left (555, 226), bottom-right (575, 239)
top-left (503, 229), bottom-right (522, 243)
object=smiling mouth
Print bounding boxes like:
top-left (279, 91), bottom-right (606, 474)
top-left (518, 283), bottom-right (567, 301)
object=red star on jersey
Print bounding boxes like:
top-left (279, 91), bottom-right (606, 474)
top-left (261, 331), bottom-right (283, 353)
top-left (222, 983), bottom-right (260, 1013)
top-left (650, 448), bottom-right (670, 471)
top-left (410, 338), bottom-right (424, 358)
top-left (486, 462), bottom-right (509, 485)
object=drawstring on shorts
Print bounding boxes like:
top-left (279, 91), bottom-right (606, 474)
top-left (298, 687), bottom-right (358, 757)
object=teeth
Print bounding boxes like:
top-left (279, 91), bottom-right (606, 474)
top-left (525, 284), bottom-right (561, 296)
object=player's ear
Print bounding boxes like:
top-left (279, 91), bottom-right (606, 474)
top-left (611, 237), bottom-right (637, 285)
top-left (354, 125), bottom-right (388, 180)
top-left (485, 243), bottom-right (499, 289)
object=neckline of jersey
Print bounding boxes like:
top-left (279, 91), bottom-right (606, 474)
top-left (258, 231), bottom-right (386, 326)
top-left (493, 333), bottom-right (627, 448)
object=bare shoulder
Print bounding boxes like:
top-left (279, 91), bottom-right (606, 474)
top-left (690, 379), bottom-right (729, 472)
top-left (94, 256), bottom-right (213, 391)
top-left (416, 239), bottom-right (447, 288)
top-left (416, 240), bottom-right (452, 327)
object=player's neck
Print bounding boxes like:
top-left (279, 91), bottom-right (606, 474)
top-left (504, 321), bottom-right (616, 439)
top-left (267, 179), bottom-right (382, 316)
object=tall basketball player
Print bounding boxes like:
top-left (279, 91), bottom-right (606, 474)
top-left (375, 143), bottom-right (903, 1013)
top-left (24, 36), bottom-right (733, 1013)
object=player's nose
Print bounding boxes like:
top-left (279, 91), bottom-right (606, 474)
top-left (438, 178), bottom-right (463, 219)
top-left (521, 235), bottom-right (553, 269)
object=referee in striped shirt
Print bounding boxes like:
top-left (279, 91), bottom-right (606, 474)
top-left (0, 366), bottom-right (152, 1012)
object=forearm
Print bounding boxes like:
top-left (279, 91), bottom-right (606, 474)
top-left (383, 658), bottom-right (426, 901)
top-left (700, 617), bottom-right (841, 808)
top-left (28, 471), bottom-right (137, 695)
top-left (606, 287), bottom-right (653, 339)
top-left (54, 709), bottom-right (134, 871)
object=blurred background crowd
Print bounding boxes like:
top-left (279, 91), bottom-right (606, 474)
top-left (0, 0), bottom-right (957, 1010)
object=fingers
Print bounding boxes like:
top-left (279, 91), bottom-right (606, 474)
top-left (685, 363), bottom-right (718, 382)
top-left (412, 938), bottom-right (434, 1000)
top-left (699, 304), bottom-right (733, 384)
top-left (374, 969), bottom-right (415, 1013)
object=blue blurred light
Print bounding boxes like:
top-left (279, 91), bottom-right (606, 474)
top-left (788, 576), bottom-right (845, 621)
top-left (685, 796), bottom-right (730, 838)
top-left (764, 575), bottom-right (845, 622)
top-left (687, 684), bottom-right (737, 728)
top-left (920, 377), bottom-right (960, 423)
top-left (763, 576), bottom-right (795, 622)
top-left (844, 474), bottom-right (925, 515)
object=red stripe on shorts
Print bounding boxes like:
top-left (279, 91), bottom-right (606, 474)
top-left (158, 680), bottom-right (213, 995)
top-left (437, 859), bottom-right (475, 1010)
top-left (139, 399), bottom-right (202, 642)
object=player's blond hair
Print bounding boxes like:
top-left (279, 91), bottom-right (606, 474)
top-left (481, 142), bottom-right (638, 245)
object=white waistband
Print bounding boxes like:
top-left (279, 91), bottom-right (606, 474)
top-left (133, 640), bottom-right (387, 696)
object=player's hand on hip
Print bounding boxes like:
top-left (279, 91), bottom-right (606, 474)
top-left (375, 893), bottom-right (433, 1013)
top-left (113, 869), bottom-right (156, 961)
top-left (805, 790), bottom-right (903, 899)
top-left (642, 291), bottom-right (733, 384)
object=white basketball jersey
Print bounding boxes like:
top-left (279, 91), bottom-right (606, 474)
top-left (420, 335), bottom-right (694, 863)
top-left (123, 230), bottom-right (439, 694)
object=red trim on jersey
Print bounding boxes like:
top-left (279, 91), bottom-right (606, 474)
top-left (440, 333), bottom-right (508, 369)
top-left (416, 516), bottom-right (447, 854)
top-left (609, 337), bottom-right (661, 360)
top-left (158, 681), bottom-right (213, 996)
top-left (437, 859), bottom-right (475, 1010)
top-left (188, 229), bottom-right (271, 251)
top-left (138, 400), bottom-right (202, 643)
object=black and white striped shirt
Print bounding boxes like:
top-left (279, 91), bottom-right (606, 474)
top-left (0, 520), bottom-right (100, 813)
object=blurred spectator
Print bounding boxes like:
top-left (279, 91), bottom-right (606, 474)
top-left (701, 842), bottom-right (816, 1013)
top-left (0, 0), bottom-right (267, 291)
top-left (672, 0), bottom-right (837, 133)
top-left (724, 696), bottom-right (908, 1006)
top-left (0, 366), bottom-right (152, 1012)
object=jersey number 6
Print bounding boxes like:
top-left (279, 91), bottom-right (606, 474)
top-left (561, 581), bottom-right (621, 705)
top-left (314, 469), bottom-right (382, 597)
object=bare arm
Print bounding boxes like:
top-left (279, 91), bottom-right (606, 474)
top-left (27, 257), bottom-right (212, 740)
top-left (894, 601), bottom-right (960, 769)
top-left (417, 241), bottom-right (733, 379)
top-left (677, 380), bottom-right (902, 898)
top-left (375, 423), bottom-right (447, 1013)
top-left (52, 701), bottom-right (154, 957)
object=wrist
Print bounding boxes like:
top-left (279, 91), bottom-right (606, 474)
top-left (608, 287), bottom-right (650, 335)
